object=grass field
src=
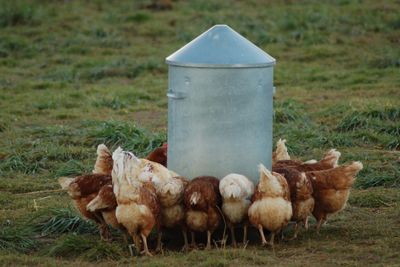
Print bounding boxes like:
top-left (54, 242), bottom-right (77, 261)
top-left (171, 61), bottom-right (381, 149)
top-left (0, 0), bottom-right (399, 266)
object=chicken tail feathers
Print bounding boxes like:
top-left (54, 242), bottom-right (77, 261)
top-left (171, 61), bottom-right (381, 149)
top-left (189, 192), bottom-right (201, 205)
top-left (258, 163), bottom-right (273, 180)
top-left (310, 161), bottom-right (363, 190)
top-left (58, 177), bottom-right (74, 190)
top-left (344, 161), bottom-right (363, 176)
top-left (321, 149), bottom-right (341, 167)
top-left (274, 138), bottom-right (291, 161)
top-left (93, 144), bottom-right (113, 175)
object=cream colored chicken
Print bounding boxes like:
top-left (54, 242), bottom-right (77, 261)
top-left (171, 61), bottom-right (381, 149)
top-left (219, 173), bottom-right (254, 247)
top-left (113, 147), bottom-right (188, 251)
top-left (248, 164), bottom-right (292, 247)
top-left (112, 148), bottom-right (160, 256)
top-left (272, 138), bottom-right (291, 164)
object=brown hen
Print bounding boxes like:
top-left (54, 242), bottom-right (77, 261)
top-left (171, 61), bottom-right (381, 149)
top-left (184, 176), bottom-right (221, 249)
top-left (272, 167), bottom-right (314, 239)
top-left (307, 161), bottom-right (363, 233)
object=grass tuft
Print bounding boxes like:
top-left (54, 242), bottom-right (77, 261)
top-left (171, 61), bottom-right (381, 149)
top-left (126, 12), bottom-right (151, 23)
top-left (55, 160), bottom-right (90, 177)
top-left (274, 99), bottom-right (304, 123)
top-left (47, 234), bottom-right (125, 261)
top-left (356, 163), bottom-right (400, 188)
top-left (86, 121), bottom-right (166, 157)
top-left (0, 154), bottom-right (45, 174)
top-left (0, 0), bottom-right (37, 28)
top-left (350, 188), bottom-right (400, 208)
top-left (337, 105), bottom-right (400, 149)
top-left (91, 96), bottom-right (128, 110)
top-left (0, 225), bottom-right (37, 253)
top-left (32, 208), bottom-right (98, 237)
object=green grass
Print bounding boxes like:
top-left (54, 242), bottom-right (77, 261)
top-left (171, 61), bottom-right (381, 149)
top-left (31, 208), bottom-right (98, 237)
top-left (0, 0), bottom-right (399, 265)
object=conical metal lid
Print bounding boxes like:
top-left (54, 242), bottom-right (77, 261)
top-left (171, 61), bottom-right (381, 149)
top-left (166, 24), bottom-right (276, 68)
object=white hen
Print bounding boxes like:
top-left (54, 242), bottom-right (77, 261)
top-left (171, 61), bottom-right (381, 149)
top-left (219, 173), bottom-right (254, 247)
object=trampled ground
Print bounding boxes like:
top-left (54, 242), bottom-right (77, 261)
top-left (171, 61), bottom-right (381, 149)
top-left (0, 0), bottom-right (399, 266)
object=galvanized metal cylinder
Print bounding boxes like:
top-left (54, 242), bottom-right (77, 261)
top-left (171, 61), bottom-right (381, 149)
top-left (166, 25), bottom-right (275, 182)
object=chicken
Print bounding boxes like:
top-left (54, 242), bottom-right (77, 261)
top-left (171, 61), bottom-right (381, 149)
top-left (93, 143), bottom-right (169, 172)
top-left (272, 167), bottom-right (314, 239)
top-left (146, 143), bottom-right (168, 167)
top-left (273, 149), bottom-right (341, 172)
top-left (156, 175), bottom-right (189, 251)
top-left (87, 144), bottom-right (123, 233)
top-left (112, 147), bottom-right (189, 251)
top-left (58, 174), bottom-right (113, 240)
top-left (219, 174), bottom-right (254, 247)
top-left (272, 139), bottom-right (291, 164)
top-left (307, 161), bottom-right (363, 233)
top-left (184, 176), bottom-right (221, 249)
top-left (112, 149), bottom-right (160, 256)
top-left (248, 164), bottom-right (292, 247)
top-left (86, 184), bottom-right (121, 231)
top-left (93, 144), bottom-right (113, 175)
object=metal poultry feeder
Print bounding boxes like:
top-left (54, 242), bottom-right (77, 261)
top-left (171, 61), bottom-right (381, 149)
top-left (166, 24), bottom-right (276, 182)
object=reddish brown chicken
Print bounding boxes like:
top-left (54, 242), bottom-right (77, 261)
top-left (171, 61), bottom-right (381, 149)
top-left (272, 167), bottom-right (314, 239)
top-left (273, 149), bottom-right (341, 172)
top-left (184, 176), bottom-right (221, 249)
top-left (93, 144), bottom-right (113, 175)
top-left (146, 143), bottom-right (168, 167)
top-left (89, 144), bottom-right (121, 231)
top-left (86, 184), bottom-right (121, 230)
top-left (307, 161), bottom-right (363, 233)
top-left (58, 174), bottom-right (113, 240)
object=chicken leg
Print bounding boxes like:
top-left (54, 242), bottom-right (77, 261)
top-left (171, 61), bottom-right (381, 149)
top-left (98, 223), bottom-right (112, 241)
top-left (316, 218), bottom-right (325, 234)
top-left (140, 233), bottom-right (153, 256)
top-left (229, 225), bottom-right (237, 247)
top-left (206, 231), bottom-right (212, 249)
top-left (243, 224), bottom-right (248, 245)
top-left (304, 217), bottom-right (309, 230)
top-left (258, 225), bottom-right (268, 246)
top-left (190, 231), bottom-right (197, 248)
top-left (269, 232), bottom-right (275, 247)
top-left (288, 223), bottom-right (299, 240)
top-left (156, 231), bottom-right (162, 253)
top-left (128, 234), bottom-right (141, 256)
top-left (182, 229), bottom-right (189, 251)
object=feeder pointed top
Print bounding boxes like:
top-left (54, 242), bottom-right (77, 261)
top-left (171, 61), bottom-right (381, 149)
top-left (166, 24), bottom-right (276, 68)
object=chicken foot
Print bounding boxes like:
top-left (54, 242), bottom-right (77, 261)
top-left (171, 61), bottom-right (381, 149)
top-left (181, 229), bottom-right (189, 251)
top-left (287, 223), bottom-right (299, 240)
top-left (140, 233), bottom-right (153, 256)
top-left (128, 234), bottom-right (142, 256)
top-left (190, 231), bottom-right (198, 249)
top-left (269, 232), bottom-right (275, 247)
